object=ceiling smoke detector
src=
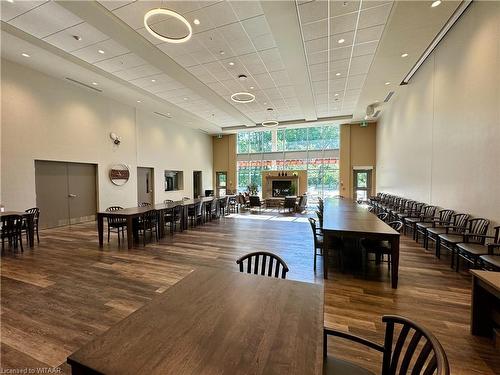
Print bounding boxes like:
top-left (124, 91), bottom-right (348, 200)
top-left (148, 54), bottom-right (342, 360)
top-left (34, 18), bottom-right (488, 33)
top-left (238, 74), bottom-right (247, 81)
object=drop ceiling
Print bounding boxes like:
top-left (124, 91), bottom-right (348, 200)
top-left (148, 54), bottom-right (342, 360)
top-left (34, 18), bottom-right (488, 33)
top-left (0, 0), bottom-right (462, 133)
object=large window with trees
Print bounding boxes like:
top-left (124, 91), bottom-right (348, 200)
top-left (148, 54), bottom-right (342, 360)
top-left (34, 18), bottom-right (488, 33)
top-left (236, 125), bottom-right (340, 201)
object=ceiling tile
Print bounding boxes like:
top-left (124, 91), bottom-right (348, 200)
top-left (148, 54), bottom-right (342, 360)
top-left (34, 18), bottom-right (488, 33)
top-left (72, 38), bottom-right (129, 64)
top-left (43, 22), bottom-right (109, 52)
top-left (94, 53), bottom-right (147, 73)
top-left (355, 25), bottom-right (385, 44)
top-left (97, 1), bottom-right (134, 12)
top-left (348, 54), bottom-right (375, 75)
top-left (8, 1), bottom-right (82, 38)
top-left (113, 64), bottom-right (162, 81)
top-left (298, 1), bottom-right (328, 24)
top-left (1, 0), bottom-right (46, 22)
top-left (229, 0), bottom-right (263, 20)
top-left (358, 3), bottom-right (392, 29)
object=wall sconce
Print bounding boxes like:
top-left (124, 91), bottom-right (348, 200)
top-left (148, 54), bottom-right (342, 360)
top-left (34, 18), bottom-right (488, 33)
top-left (109, 132), bottom-right (121, 145)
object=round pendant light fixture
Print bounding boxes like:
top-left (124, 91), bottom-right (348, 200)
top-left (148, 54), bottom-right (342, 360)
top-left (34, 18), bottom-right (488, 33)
top-left (230, 92), bottom-right (255, 104)
top-left (144, 8), bottom-right (192, 44)
top-left (262, 120), bottom-right (279, 127)
top-left (261, 107), bottom-right (279, 127)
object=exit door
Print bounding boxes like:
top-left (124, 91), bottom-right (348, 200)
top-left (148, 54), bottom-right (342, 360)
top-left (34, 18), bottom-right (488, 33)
top-left (137, 167), bottom-right (154, 205)
top-left (35, 160), bottom-right (97, 229)
top-left (353, 169), bottom-right (372, 201)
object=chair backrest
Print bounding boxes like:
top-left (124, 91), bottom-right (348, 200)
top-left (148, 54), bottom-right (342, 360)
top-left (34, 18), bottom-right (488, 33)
top-left (451, 213), bottom-right (469, 232)
top-left (308, 217), bottom-right (321, 248)
top-left (381, 315), bottom-right (450, 375)
top-left (284, 197), bottom-right (296, 209)
top-left (466, 218), bottom-right (490, 244)
top-left (106, 206), bottom-right (124, 225)
top-left (138, 202), bottom-right (151, 207)
top-left (421, 205), bottom-right (437, 219)
top-left (377, 212), bottom-right (388, 221)
top-left (1, 214), bottom-right (23, 236)
top-left (25, 207), bottom-right (40, 224)
top-left (412, 202), bottom-right (425, 215)
top-left (493, 226), bottom-right (500, 244)
top-left (389, 221), bottom-right (403, 232)
top-left (196, 202), bottom-right (203, 216)
top-left (438, 209), bottom-right (454, 224)
top-left (236, 251), bottom-right (289, 279)
top-left (249, 196), bottom-right (261, 207)
top-left (316, 210), bottom-right (323, 227)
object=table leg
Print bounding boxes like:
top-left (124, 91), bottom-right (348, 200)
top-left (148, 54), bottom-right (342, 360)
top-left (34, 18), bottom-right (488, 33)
top-left (126, 216), bottom-right (134, 249)
top-left (158, 210), bottom-right (165, 238)
top-left (471, 276), bottom-right (492, 336)
top-left (323, 234), bottom-right (330, 279)
top-left (97, 214), bottom-right (104, 248)
top-left (391, 235), bottom-right (400, 289)
top-left (27, 214), bottom-right (35, 248)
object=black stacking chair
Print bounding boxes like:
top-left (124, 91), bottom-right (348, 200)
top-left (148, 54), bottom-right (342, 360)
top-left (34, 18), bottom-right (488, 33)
top-left (308, 218), bottom-right (324, 270)
top-left (249, 196), bottom-right (265, 212)
top-left (427, 213), bottom-right (468, 258)
top-left (361, 221), bottom-right (403, 270)
top-left (324, 315), bottom-right (449, 375)
top-left (138, 209), bottom-right (158, 245)
top-left (417, 209), bottom-right (453, 247)
top-left (23, 207), bottom-right (40, 244)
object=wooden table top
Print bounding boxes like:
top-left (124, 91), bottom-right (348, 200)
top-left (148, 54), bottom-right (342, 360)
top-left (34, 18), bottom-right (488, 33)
top-left (322, 198), bottom-right (399, 236)
top-left (97, 197), bottom-right (215, 216)
top-left (470, 270), bottom-right (500, 291)
top-left (67, 267), bottom-right (324, 375)
top-left (0, 211), bottom-right (29, 217)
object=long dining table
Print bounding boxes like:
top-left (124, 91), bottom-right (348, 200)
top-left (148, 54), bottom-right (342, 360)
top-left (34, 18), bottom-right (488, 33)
top-left (67, 267), bottom-right (324, 375)
top-left (322, 197), bottom-right (401, 288)
top-left (96, 197), bottom-right (215, 249)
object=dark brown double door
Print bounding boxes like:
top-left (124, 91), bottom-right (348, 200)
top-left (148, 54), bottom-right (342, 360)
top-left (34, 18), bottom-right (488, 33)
top-left (35, 160), bottom-right (97, 229)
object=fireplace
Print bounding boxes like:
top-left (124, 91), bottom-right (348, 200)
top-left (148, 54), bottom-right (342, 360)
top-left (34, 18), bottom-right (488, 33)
top-left (272, 180), bottom-right (292, 197)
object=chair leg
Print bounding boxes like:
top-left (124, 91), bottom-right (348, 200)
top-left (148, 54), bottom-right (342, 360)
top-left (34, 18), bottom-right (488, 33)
top-left (36, 227), bottom-right (40, 244)
top-left (19, 232), bottom-right (23, 252)
top-left (107, 227), bottom-right (110, 242)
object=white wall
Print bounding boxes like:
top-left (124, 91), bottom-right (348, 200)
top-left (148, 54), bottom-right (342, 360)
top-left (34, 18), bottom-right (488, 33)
top-left (377, 1), bottom-right (500, 224)
top-left (0, 59), bottom-right (213, 211)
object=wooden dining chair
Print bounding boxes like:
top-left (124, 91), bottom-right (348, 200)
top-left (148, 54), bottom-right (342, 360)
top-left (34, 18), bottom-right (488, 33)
top-left (377, 212), bottom-right (388, 222)
top-left (236, 251), bottom-right (289, 279)
top-left (324, 315), bottom-right (450, 375)
top-left (361, 221), bottom-right (403, 270)
top-left (427, 213), bottom-right (468, 258)
top-left (23, 207), bottom-right (40, 244)
top-left (405, 205), bottom-right (437, 240)
top-left (105, 206), bottom-right (126, 245)
top-left (417, 209), bottom-right (453, 248)
top-left (249, 196), bottom-right (265, 212)
top-left (1, 214), bottom-right (24, 253)
top-left (438, 217), bottom-right (487, 268)
top-left (308, 218), bottom-right (324, 270)
top-left (455, 224), bottom-right (498, 271)
top-left (138, 209), bottom-right (158, 245)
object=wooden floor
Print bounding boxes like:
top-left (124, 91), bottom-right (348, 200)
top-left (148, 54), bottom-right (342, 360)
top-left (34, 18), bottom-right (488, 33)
top-left (1, 212), bottom-right (499, 374)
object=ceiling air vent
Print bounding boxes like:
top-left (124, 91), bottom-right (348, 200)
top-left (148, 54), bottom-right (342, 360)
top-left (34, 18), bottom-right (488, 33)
top-left (65, 77), bottom-right (102, 92)
top-left (153, 111), bottom-right (172, 119)
top-left (384, 91), bottom-right (395, 103)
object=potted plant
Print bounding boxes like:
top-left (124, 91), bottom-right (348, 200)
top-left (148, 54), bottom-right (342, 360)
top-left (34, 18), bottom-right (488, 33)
top-left (247, 182), bottom-right (259, 196)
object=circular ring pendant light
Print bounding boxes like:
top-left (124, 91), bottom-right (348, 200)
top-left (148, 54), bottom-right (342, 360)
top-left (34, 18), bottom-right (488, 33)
top-left (144, 8), bottom-right (192, 44)
top-left (262, 120), bottom-right (279, 128)
top-left (230, 92), bottom-right (255, 104)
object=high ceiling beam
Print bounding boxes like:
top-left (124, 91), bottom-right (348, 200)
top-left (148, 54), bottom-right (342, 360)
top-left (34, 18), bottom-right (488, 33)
top-left (260, 0), bottom-right (317, 122)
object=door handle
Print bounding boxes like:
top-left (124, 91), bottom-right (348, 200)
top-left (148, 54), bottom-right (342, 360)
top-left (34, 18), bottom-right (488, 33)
top-left (68, 194), bottom-right (77, 198)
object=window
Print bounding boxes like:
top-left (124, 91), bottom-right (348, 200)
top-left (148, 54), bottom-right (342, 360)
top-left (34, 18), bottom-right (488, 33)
top-left (236, 125), bottom-right (340, 201)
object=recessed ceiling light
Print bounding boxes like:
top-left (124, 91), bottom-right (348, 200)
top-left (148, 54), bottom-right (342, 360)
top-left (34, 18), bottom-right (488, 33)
top-left (92, 82), bottom-right (98, 86)
top-left (263, 102), bottom-right (267, 105)
top-left (6, 0), bottom-right (14, 3)
top-left (98, 49), bottom-right (105, 54)
top-left (238, 74), bottom-right (247, 81)
top-left (151, 79), bottom-right (156, 82)
top-left (250, 86), bottom-right (254, 90)
top-left (335, 72), bottom-right (341, 76)
top-left (401, 53), bottom-right (409, 58)
top-left (219, 50), bottom-right (225, 55)
top-left (229, 62), bottom-right (235, 66)
top-left (183, 97), bottom-right (188, 100)
top-left (73, 35), bottom-right (82, 41)
top-left (338, 38), bottom-right (345, 44)
top-left (231, 92), bottom-right (255, 104)
top-left (166, 113), bottom-right (171, 116)
top-left (193, 18), bottom-right (200, 25)
top-left (431, 0), bottom-right (441, 7)
top-left (21, 53), bottom-right (30, 58)
top-left (144, 8), bottom-right (192, 44)
top-left (137, 100), bottom-right (141, 103)
top-left (334, 93), bottom-right (339, 96)
top-left (385, 82), bottom-right (391, 85)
